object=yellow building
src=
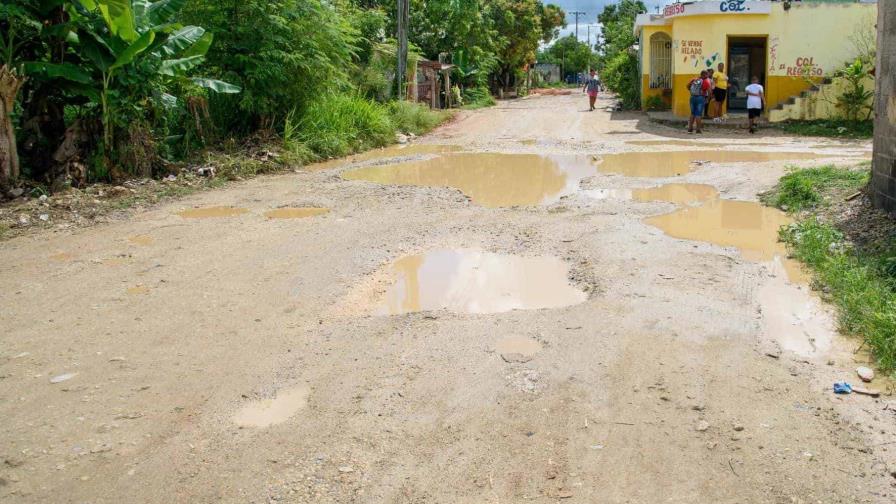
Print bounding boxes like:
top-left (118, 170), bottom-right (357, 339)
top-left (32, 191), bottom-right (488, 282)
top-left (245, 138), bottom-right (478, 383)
top-left (634, 0), bottom-right (877, 119)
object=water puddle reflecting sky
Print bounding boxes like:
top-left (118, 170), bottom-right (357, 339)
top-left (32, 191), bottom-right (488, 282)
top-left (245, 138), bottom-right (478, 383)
top-left (375, 249), bottom-right (587, 315)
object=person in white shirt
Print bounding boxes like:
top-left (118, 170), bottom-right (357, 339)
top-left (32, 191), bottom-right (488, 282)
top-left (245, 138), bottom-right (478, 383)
top-left (745, 76), bottom-right (764, 134)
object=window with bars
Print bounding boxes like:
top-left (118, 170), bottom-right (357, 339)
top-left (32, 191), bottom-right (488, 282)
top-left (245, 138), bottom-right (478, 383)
top-left (649, 33), bottom-right (672, 89)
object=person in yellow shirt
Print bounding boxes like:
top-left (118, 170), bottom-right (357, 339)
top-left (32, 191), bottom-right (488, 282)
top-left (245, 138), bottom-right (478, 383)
top-left (710, 62), bottom-right (728, 120)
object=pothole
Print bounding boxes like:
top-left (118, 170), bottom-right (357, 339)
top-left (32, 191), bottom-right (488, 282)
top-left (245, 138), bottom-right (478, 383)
top-left (234, 385), bottom-right (310, 428)
top-left (177, 206), bottom-right (249, 218)
top-left (595, 150), bottom-right (821, 177)
top-left (496, 337), bottom-right (543, 363)
top-left (343, 153), bottom-right (595, 207)
top-left (631, 183), bottom-right (719, 205)
top-left (373, 249), bottom-right (587, 315)
top-left (307, 144), bottom-right (463, 171)
top-left (264, 207), bottom-right (329, 219)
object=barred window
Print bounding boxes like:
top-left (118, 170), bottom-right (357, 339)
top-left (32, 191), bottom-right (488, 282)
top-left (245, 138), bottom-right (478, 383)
top-left (649, 33), bottom-right (672, 89)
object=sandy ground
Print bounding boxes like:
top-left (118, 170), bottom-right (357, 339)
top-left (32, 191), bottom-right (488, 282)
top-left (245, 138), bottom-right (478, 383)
top-left (2, 94), bottom-right (895, 503)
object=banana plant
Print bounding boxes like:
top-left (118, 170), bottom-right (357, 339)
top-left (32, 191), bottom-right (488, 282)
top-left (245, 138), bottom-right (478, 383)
top-left (66, 0), bottom-right (239, 156)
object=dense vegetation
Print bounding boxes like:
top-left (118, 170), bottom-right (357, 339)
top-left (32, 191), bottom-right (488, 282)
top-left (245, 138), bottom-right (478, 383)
top-left (765, 165), bottom-right (896, 371)
top-left (594, 0), bottom-right (645, 109)
top-left (0, 0), bottom-right (565, 193)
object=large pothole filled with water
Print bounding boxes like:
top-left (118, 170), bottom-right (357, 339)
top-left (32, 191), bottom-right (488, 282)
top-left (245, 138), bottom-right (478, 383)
top-left (595, 150), bottom-right (821, 177)
top-left (372, 249), bottom-right (587, 315)
top-left (343, 153), bottom-right (595, 207)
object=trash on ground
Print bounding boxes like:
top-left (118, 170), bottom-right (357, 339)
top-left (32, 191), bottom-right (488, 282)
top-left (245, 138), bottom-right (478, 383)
top-left (833, 382), bottom-right (853, 394)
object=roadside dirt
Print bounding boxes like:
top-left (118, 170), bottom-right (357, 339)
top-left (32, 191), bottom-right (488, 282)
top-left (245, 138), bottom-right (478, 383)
top-left (2, 94), bottom-right (894, 503)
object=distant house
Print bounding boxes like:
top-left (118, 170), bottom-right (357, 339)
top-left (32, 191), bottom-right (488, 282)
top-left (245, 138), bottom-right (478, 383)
top-left (633, 1), bottom-right (878, 119)
top-left (534, 63), bottom-right (561, 84)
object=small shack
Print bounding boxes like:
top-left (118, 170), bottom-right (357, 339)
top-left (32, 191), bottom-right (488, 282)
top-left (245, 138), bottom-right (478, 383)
top-left (409, 60), bottom-right (455, 109)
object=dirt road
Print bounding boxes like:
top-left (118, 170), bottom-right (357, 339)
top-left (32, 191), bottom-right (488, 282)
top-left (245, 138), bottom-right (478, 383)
top-left (2, 94), bottom-right (894, 503)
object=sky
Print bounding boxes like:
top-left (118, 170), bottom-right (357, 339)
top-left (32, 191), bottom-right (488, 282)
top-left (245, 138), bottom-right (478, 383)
top-left (552, 0), bottom-right (668, 45)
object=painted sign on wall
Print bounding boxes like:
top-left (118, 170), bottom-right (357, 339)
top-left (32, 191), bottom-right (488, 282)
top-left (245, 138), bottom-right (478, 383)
top-left (719, 0), bottom-right (746, 12)
top-left (785, 57), bottom-right (823, 77)
top-left (663, 1), bottom-right (770, 19)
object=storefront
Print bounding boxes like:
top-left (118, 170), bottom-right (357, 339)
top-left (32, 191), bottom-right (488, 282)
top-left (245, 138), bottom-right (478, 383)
top-left (635, 0), bottom-right (877, 118)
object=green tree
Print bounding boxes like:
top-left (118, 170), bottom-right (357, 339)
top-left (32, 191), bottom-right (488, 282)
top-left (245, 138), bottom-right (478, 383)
top-left (538, 35), bottom-right (597, 79)
top-left (596, 0), bottom-right (645, 108)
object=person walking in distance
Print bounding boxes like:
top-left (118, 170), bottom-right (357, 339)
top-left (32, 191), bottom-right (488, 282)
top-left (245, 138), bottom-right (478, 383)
top-left (710, 62), bottom-right (728, 121)
top-left (583, 69), bottom-right (600, 111)
top-left (687, 70), bottom-right (711, 134)
top-left (745, 76), bottom-right (765, 133)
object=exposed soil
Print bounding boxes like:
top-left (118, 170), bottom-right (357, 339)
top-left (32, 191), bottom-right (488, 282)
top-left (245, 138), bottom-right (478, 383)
top-left (2, 94), bottom-right (894, 503)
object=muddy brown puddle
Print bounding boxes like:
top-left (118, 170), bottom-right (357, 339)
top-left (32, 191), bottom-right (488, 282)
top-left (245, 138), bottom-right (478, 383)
top-left (264, 207), bottom-right (329, 219)
top-left (307, 144), bottom-right (462, 171)
top-left (177, 206), bottom-right (249, 218)
top-left (343, 153), bottom-right (595, 207)
top-left (596, 150), bottom-right (821, 177)
top-left (646, 198), bottom-right (806, 282)
top-left (375, 249), bottom-right (587, 315)
top-left (632, 183), bottom-right (719, 205)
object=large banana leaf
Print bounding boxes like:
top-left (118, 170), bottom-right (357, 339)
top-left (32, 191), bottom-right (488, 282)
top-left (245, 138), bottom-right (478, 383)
top-left (191, 78), bottom-right (241, 94)
top-left (98, 0), bottom-right (138, 42)
top-left (78, 30), bottom-right (115, 71)
top-left (160, 26), bottom-right (205, 56)
top-left (148, 0), bottom-right (186, 24)
top-left (158, 54), bottom-right (204, 76)
top-left (110, 30), bottom-right (155, 70)
top-left (23, 62), bottom-right (92, 83)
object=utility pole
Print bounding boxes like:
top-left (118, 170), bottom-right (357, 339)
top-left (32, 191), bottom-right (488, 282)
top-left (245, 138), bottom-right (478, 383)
top-left (570, 11), bottom-right (586, 42)
top-left (396, 0), bottom-right (409, 100)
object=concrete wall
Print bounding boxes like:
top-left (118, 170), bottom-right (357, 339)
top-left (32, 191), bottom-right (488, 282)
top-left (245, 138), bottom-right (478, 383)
top-left (872, 1), bottom-right (896, 215)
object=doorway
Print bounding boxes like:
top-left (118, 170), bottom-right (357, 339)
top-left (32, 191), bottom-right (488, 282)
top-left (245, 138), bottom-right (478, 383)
top-left (726, 37), bottom-right (767, 110)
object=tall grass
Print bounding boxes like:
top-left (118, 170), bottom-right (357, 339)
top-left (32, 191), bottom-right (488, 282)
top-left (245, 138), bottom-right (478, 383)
top-left (389, 101), bottom-right (451, 135)
top-left (298, 94), bottom-right (395, 159)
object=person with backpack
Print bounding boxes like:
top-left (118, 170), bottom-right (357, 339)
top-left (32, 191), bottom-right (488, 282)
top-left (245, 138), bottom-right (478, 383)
top-left (687, 70), bottom-right (711, 133)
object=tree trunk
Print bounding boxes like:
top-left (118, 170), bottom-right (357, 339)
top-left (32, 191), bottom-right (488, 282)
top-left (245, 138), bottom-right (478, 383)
top-left (0, 65), bottom-right (26, 189)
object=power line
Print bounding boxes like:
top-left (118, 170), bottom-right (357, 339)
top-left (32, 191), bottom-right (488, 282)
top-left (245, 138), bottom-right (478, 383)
top-left (570, 11), bottom-right (586, 42)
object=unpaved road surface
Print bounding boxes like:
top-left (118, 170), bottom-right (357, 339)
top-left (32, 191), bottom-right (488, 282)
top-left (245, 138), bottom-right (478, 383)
top-left (2, 94), bottom-right (895, 503)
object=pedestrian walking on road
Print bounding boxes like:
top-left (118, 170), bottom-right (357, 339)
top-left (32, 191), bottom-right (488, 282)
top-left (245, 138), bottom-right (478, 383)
top-left (687, 70), bottom-right (711, 134)
top-left (583, 69), bottom-right (600, 111)
top-left (745, 76), bottom-right (765, 134)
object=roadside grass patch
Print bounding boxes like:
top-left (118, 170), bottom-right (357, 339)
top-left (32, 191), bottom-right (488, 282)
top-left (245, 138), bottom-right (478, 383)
top-left (779, 119), bottom-right (873, 139)
top-left (767, 164), bottom-right (896, 371)
top-left (298, 94), bottom-right (395, 159)
top-left (761, 165), bottom-right (869, 211)
top-left (780, 219), bottom-right (896, 370)
top-left (389, 101), bottom-right (452, 135)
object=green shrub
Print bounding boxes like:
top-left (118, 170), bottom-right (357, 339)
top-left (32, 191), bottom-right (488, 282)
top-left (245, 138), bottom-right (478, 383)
top-left (762, 165), bottom-right (869, 211)
top-left (297, 94), bottom-right (395, 159)
top-left (462, 87), bottom-right (496, 109)
top-left (602, 51), bottom-right (640, 109)
top-left (644, 95), bottom-right (668, 111)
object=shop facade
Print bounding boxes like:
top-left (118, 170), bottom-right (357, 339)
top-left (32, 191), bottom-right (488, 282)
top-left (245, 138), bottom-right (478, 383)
top-left (634, 1), bottom-right (877, 118)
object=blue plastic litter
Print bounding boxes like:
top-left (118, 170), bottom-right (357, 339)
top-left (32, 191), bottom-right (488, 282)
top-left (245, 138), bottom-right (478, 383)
top-left (833, 382), bottom-right (853, 394)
